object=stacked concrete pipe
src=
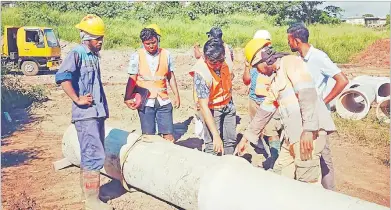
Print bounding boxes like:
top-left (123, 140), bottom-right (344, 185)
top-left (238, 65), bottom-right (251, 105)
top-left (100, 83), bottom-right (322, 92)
top-left (352, 75), bottom-right (390, 103)
top-left (336, 82), bottom-right (376, 120)
top-left (56, 124), bottom-right (388, 210)
top-left (336, 76), bottom-right (390, 120)
top-left (376, 98), bottom-right (390, 123)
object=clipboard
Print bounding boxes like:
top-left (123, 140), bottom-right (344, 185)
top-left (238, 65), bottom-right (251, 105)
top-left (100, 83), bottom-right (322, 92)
top-left (133, 86), bottom-right (150, 111)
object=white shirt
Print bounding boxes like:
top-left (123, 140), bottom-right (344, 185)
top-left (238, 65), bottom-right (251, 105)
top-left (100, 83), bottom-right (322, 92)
top-left (302, 45), bottom-right (341, 99)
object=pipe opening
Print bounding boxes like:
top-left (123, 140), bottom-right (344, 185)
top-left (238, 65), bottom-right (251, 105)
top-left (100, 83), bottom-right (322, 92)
top-left (377, 99), bottom-right (390, 123)
top-left (378, 83), bottom-right (390, 98)
top-left (340, 92), bottom-right (367, 113)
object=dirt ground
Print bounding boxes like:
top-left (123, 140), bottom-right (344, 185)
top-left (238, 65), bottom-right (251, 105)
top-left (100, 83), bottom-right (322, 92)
top-left (351, 39), bottom-right (390, 69)
top-left (1, 41), bottom-right (390, 209)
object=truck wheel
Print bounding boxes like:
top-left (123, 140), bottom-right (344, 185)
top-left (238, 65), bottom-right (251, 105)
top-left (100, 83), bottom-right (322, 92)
top-left (21, 61), bottom-right (39, 76)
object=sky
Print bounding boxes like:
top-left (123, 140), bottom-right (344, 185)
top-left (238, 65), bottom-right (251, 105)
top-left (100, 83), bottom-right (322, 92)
top-left (323, 1), bottom-right (390, 18)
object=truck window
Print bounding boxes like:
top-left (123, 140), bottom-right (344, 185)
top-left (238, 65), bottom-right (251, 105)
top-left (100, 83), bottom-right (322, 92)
top-left (25, 30), bottom-right (45, 47)
top-left (44, 29), bottom-right (59, 47)
top-left (26, 31), bottom-right (38, 43)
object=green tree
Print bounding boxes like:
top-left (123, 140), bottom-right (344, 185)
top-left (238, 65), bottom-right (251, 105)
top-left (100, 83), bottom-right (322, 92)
top-left (286, 2), bottom-right (343, 25)
top-left (362, 14), bottom-right (375, 18)
top-left (13, 1), bottom-right (344, 26)
top-left (324, 5), bottom-right (344, 18)
top-left (288, 1), bottom-right (324, 25)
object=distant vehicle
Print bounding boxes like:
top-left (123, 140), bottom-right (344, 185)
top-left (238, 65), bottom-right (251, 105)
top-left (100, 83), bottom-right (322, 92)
top-left (2, 25), bottom-right (62, 76)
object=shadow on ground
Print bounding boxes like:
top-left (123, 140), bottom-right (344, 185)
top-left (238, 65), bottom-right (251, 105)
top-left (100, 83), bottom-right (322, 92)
top-left (176, 138), bottom-right (203, 151)
top-left (236, 115), bottom-right (242, 124)
top-left (100, 180), bottom-right (128, 203)
top-left (1, 148), bottom-right (41, 168)
top-left (173, 116), bottom-right (194, 141)
top-left (7, 69), bottom-right (58, 76)
top-left (1, 108), bottom-right (43, 140)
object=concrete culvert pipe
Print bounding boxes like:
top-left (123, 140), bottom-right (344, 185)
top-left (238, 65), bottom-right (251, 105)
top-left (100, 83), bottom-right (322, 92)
top-left (352, 75), bottom-right (390, 103)
top-left (59, 124), bottom-right (388, 210)
top-left (377, 82), bottom-right (390, 102)
top-left (336, 83), bottom-right (376, 120)
top-left (324, 79), bottom-right (360, 110)
top-left (376, 98), bottom-right (390, 123)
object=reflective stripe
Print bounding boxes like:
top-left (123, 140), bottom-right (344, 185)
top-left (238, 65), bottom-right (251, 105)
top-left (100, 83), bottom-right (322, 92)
top-left (148, 87), bottom-right (167, 91)
top-left (138, 75), bottom-right (166, 81)
top-left (293, 82), bottom-right (315, 93)
top-left (260, 102), bottom-right (276, 112)
top-left (279, 95), bottom-right (299, 107)
top-left (279, 88), bottom-right (296, 99)
top-left (136, 48), bottom-right (169, 99)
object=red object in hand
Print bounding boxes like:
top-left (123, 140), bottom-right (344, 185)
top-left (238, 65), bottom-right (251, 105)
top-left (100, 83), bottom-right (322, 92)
top-left (130, 93), bottom-right (142, 109)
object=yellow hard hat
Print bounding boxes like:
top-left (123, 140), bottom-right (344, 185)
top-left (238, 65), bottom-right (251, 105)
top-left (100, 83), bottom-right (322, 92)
top-left (75, 14), bottom-right (105, 36)
top-left (146, 24), bottom-right (162, 36)
top-left (244, 38), bottom-right (272, 64)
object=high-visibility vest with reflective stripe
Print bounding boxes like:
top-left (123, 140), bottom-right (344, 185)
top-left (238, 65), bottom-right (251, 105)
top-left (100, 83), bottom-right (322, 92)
top-left (136, 48), bottom-right (169, 99)
top-left (262, 56), bottom-right (303, 111)
top-left (192, 58), bottom-right (232, 109)
top-left (255, 73), bottom-right (272, 97)
top-left (263, 55), bottom-right (335, 143)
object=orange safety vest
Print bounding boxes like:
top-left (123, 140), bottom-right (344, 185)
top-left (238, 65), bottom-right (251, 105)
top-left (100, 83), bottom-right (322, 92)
top-left (136, 48), bottom-right (169, 99)
top-left (192, 58), bottom-right (232, 109)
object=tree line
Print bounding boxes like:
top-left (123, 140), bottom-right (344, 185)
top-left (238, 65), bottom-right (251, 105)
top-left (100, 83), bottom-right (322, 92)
top-left (14, 1), bottom-right (343, 25)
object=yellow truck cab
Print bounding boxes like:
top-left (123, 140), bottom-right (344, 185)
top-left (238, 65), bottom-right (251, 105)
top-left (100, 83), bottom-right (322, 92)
top-left (1, 26), bottom-right (62, 76)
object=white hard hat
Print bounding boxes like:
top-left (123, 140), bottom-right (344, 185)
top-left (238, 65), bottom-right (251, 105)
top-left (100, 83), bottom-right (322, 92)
top-left (253, 30), bottom-right (272, 41)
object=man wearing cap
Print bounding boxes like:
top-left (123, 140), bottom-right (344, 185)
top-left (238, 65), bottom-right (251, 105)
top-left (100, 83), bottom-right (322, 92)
top-left (194, 27), bottom-right (234, 71)
top-left (235, 38), bottom-right (336, 185)
top-left (242, 30), bottom-right (282, 169)
top-left (55, 14), bottom-right (112, 210)
top-left (190, 38), bottom-right (237, 155)
top-left (142, 23), bottom-right (162, 48)
top-left (287, 23), bottom-right (348, 190)
top-left (124, 27), bottom-right (180, 143)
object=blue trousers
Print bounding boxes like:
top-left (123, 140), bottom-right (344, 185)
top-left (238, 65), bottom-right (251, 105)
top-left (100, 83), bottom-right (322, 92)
top-left (137, 102), bottom-right (174, 135)
top-left (74, 118), bottom-right (106, 171)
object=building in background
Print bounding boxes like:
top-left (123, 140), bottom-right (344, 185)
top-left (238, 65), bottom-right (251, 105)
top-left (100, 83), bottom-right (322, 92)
top-left (1, 1), bottom-right (16, 7)
top-left (342, 16), bottom-right (387, 27)
top-left (343, 17), bottom-right (366, 25)
top-left (364, 17), bottom-right (387, 27)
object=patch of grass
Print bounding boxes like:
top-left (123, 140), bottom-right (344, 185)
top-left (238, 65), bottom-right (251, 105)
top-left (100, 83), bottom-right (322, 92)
top-left (308, 24), bottom-right (389, 63)
top-left (1, 7), bottom-right (389, 63)
top-left (332, 110), bottom-right (390, 164)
